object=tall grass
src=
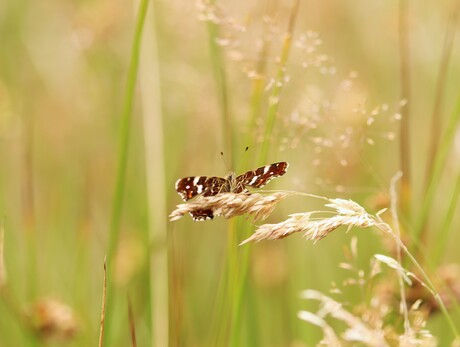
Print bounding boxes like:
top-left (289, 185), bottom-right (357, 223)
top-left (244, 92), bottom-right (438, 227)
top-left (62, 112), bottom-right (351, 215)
top-left (138, 1), bottom-right (169, 346)
top-left (1, 0), bottom-right (460, 346)
top-left (105, 0), bottom-right (149, 344)
top-left (398, 0), bottom-right (412, 222)
top-left (204, 1), bottom-right (301, 345)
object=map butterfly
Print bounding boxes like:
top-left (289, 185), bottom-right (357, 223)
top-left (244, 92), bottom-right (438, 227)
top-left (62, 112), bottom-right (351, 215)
top-left (175, 162), bottom-right (289, 221)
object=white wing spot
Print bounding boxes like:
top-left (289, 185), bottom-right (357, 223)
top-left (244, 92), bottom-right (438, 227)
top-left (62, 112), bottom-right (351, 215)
top-left (197, 185), bottom-right (203, 194)
top-left (193, 177), bottom-right (200, 185)
top-left (248, 175), bottom-right (258, 185)
top-left (263, 165), bottom-right (270, 174)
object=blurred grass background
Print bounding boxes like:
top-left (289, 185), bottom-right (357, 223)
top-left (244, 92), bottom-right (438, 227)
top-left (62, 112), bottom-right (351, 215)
top-left (0, 0), bottom-right (460, 346)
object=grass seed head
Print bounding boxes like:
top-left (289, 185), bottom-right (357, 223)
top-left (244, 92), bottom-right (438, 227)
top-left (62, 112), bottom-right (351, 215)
top-left (170, 192), bottom-right (290, 222)
top-left (241, 198), bottom-right (376, 245)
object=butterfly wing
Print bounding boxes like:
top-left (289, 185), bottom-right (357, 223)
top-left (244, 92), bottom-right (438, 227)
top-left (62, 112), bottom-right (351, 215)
top-left (235, 162), bottom-right (289, 192)
top-left (175, 176), bottom-right (227, 221)
top-left (175, 162), bottom-right (289, 221)
top-left (175, 176), bottom-right (226, 201)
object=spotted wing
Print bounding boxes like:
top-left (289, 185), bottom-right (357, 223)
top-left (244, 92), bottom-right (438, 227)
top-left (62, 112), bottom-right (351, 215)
top-left (235, 162), bottom-right (289, 192)
top-left (175, 176), bottom-right (226, 201)
top-left (175, 176), bottom-right (227, 221)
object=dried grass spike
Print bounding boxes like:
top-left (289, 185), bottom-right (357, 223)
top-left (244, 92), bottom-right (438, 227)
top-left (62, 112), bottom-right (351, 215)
top-left (0, 220), bottom-right (6, 287)
top-left (170, 192), bottom-right (290, 222)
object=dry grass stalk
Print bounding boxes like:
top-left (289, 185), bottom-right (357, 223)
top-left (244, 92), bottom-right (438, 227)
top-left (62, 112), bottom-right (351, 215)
top-left (374, 254), bottom-right (414, 286)
top-left (300, 289), bottom-right (389, 347)
top-left (128, 296), bottom-right (137, 347)
top-left (241, 198), bottom-right (376, 245)
top-left (98, 257), bottom-right (107, 347)
top-left (0, 220), bottom-right (6, 288)
top-left (299, 289), bottom-right (437, 347)
top-left (169, 192), bottom-right (290, 222)
top-left (297, 311), bottom-right (341, 347)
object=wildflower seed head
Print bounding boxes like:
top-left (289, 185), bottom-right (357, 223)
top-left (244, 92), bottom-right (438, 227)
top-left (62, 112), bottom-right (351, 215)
top-left (241, 198), bottom-right (376, 245)
top-left (27, 298), bottom-right (78, 341)
top-left (170, 192), bottom-right (290, 222)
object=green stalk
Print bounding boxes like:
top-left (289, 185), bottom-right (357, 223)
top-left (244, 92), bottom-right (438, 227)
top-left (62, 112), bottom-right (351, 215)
top-left (412, 95), bottom-right (460, 247)
top-left (205, 5), bottom-right (238, 345)
top-left (105, 0), bottom-right (150, 343)
top-left (398, 0), bottom-right (412, 222)
top-left (258, 0), bottom-right (299, 165)
top-left (229, 31), bottom-right (269, 347)
top-left (432, 169), bottom-right (460, 264)
top-left (22, 120), bottom-right (37, 300)
top-left (207, 19), bottom-right (234, 167)
top-left (420, 7), bottom-right (459, 258)
top-left (376, 220), bottom-right (459, 339)
top-left (0, 222), bottom-right (39, 345)
top-left (107, 0), bottom-right (150, 262)
top-left (389, 172), bottom-right (410, 333)
top-left (258, 32), bottom-right (294, 165)
top-left (138, 1), bottom-right (169, 346)
top-left (230, 3), bottom-right (300, 346)
top-left (241, 41), bottom-right (269, 169)
top-left (424, 8), bottom-right (458, 188)
top-left (229, 220), bottom-right (252, 347)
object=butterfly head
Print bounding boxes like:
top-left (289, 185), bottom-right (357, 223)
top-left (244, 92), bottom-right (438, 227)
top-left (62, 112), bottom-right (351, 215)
top-left (223, 171), bottom-right (237, 192)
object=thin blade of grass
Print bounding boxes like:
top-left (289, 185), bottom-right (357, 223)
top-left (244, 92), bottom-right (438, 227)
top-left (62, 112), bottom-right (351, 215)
top-left (107, 0), bottom-right (150, 265)
top-left (432, 170), bottom-right (460, 264)
top-left (258, 0), bottom-right (300, 165)
top-left (389, 172), bottom-right (410, 333)
top-left (205, 2), bottom-right (238, 344)
top-left (139, 1), bottom-right (169, 346)
top-left (128, 295), bottom-right (137, 347)
top-left (424, 7), bottom-right (459, 186)
top-left (98, 257), bottom-right (107, 347)
top-left (105, 0), bottom-right (150, 342)
top-left (398, 0), bottom-right (412, 221)
top-left (207, 7), bottom-right (234, 167)
top-left (412, 95), bottom-right (460, 248)
top-left (0, 219), bottom-right (6, 288)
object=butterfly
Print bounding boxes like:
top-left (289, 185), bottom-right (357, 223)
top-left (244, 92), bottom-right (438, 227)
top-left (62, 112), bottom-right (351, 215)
top-left (175, 162), bottom-right (289, 221)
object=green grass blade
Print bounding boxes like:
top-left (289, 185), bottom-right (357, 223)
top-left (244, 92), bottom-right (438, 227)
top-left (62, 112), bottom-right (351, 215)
top-left (412, 95), bottom-right (460, 249)
top-left (258, 0), bottom-right (300, 165)
top-left (105, 0), bottom-right (150, 344)
top-left (138, 1), bottom-right (169, 346)
top-left (398, 0), bottom-right (412, 221)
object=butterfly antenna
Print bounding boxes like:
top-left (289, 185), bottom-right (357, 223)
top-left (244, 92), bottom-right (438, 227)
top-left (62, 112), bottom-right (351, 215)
top-left (220, 151), bottom-right (231, 172)
top-left (222, 147), bottom-right (250, 173)
top-left (235, 146), bottom-right (251, 172)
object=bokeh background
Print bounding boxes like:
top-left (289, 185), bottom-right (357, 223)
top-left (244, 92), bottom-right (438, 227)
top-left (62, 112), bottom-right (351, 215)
top-left (1, 0), bottom-right (460, 346)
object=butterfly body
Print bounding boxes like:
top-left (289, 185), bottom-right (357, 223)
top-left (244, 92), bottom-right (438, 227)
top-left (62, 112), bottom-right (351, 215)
top-left (175, 162), bottom-right (289, 221)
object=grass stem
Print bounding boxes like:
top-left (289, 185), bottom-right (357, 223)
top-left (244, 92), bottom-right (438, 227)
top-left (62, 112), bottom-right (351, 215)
top-left (98, 257), bottom-right (107, 347)
top-left (105, 0), bottom-right (150, 343)
top-left (376, 221), bottom-right (459, 338)
top-left (258, 0), bottom-right (300, 165)
top-left (389, 172), bottom-right (410, 333)
top-left (398, 0), bottom-right (412, 222)
top-left (139, 1), bottom-right (169, 345)
top-left (412, 95), bottom-right (460, 248)
top-left (432, 169), bottom-right (460, 264)
top-left (207, 16), bottom-right (234, 167)
top-left (107, 0), bottom-right (150, 264)
top-left (424, 7), bottom-right (459, 187)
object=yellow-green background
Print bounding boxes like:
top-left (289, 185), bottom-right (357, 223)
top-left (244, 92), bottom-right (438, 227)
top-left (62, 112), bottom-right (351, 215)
top-left (0, 0), bottom-right (459, 346)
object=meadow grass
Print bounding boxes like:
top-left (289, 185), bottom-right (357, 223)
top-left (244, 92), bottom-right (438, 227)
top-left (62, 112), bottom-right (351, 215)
top-left (0, 0), bottom-right (460, 346)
